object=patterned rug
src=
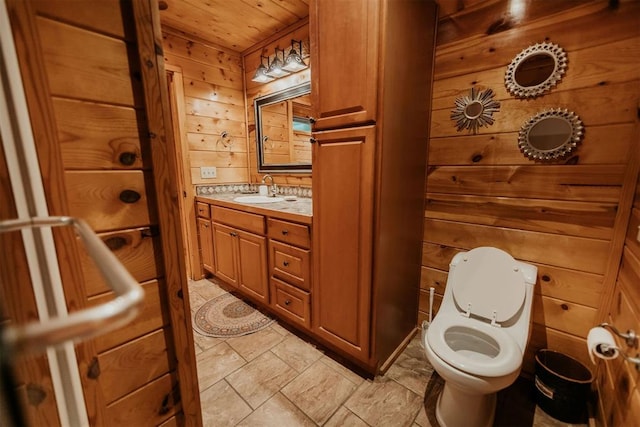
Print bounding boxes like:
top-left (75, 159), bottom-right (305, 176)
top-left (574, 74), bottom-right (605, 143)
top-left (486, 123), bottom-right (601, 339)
top-left (193, 293), bottom-right (274, 338)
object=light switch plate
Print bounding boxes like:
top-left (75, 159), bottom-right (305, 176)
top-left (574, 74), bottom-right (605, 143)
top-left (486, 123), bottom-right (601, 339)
top-left (200, 166), bottom-right (217, 179)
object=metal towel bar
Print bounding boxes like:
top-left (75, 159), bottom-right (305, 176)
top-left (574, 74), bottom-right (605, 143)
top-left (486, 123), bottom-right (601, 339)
top-left (0, 216), bottom-right (144, 355)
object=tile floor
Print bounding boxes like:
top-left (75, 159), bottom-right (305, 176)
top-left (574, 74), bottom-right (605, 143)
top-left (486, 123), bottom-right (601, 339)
top-left (188, 278), bottom-right (588, 427)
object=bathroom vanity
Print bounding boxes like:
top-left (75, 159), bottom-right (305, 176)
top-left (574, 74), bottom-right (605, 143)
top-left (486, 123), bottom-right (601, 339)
top-left (196, 194), bottom-right (314, 330)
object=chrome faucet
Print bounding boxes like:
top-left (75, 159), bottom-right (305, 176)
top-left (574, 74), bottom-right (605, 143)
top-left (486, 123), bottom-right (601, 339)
top-left (261, 174), bottom-right (278, 197)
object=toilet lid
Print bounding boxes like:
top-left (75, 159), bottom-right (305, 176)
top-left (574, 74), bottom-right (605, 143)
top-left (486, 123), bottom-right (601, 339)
top-left (452, 247), bottom-right (526, 323)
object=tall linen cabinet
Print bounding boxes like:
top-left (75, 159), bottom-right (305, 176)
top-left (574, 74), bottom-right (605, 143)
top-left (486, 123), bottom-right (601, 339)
top-left (310, 0), bottom-right (438, 372)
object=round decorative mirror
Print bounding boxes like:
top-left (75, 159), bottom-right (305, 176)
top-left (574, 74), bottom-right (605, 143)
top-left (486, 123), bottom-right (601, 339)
top-left (450, 87), bottom-right (500, 134)
top-left (505, 42), bottom-right (567, 98)
top-left (518, 109), bottom-right (583, 161)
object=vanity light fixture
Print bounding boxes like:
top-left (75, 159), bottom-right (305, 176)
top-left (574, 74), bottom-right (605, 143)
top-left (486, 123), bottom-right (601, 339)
top-left (251, 55), bottom-right (274, 83)
top-left (266, 48), bottom-right (290, 78)
top-left (282, 39), bottom-right (307, 72)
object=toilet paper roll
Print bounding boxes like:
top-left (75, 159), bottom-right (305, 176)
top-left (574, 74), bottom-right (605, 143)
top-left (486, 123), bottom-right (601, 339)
top-left (587, 327), bottom-right (619, 364)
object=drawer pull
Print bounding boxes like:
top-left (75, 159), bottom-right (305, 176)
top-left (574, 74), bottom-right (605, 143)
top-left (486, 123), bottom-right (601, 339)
top-left (119, 189), bottom-right (141, 204)
top-left (230, 232), bottom-right (238, 237)
top-left (284, 299), bottom-right (291, 306)
top-left (104, 236), bottom-right (127, 251)
top-left (282, 229), bottom-right (289, 235)
top-left (283, 261), bottom-right (290, 267)
top-left (118, 152), bottom-right (137, 166)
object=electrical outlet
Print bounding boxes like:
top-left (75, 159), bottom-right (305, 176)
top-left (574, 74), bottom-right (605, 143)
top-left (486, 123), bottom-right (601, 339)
top-left (200, 166), bottom-right (217, 179)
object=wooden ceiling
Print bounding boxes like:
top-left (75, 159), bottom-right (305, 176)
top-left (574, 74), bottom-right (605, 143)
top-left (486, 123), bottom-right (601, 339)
top-left (158, 0), bottom-right (310, 53)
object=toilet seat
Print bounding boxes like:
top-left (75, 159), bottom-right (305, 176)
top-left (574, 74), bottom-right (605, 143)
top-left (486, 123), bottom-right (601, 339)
top-left (451, 247), bottom-right (526, 324)
top-left (427, 312), bottom-right (522, 377)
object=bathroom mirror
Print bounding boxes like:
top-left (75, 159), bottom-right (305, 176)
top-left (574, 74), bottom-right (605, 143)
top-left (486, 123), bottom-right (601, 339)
top-left (255, 82), bottom-right (311, 173)
top-left (518, 109), bottom-right (584, 161)
top-left (505, 42), bottom-right (567, 98)
top-left (450, 87), bottom-right (500, 134)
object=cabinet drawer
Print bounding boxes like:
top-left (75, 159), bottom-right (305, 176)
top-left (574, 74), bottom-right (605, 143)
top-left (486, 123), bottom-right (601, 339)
top-left (267, 218), bottom-right (310, 249)
top-left (270, 277), bottom-right (310, 329)
top-left (212, 206), bottom-right (265, 234)
top-left (269, 240), bottom-right (311, 291)
top-left (196, 202), bottom-right (210, 218)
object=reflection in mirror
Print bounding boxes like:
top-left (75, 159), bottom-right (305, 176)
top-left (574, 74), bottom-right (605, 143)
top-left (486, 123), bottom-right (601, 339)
top-left (255, 82), bottom-right (311, 173)
top-left (513, 53), bottom-right (556, 87)
top-left (505, 42), bottom-right (567, 98)
top-left (450, 87), bottom-right (500, 134)
top-left (464, 101), bottom-right (484, 119)
top-left (518, 109), bottom-right (583, 161)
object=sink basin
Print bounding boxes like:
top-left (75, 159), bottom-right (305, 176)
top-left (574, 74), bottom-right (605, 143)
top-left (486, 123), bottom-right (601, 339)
top-left (233, 195), bottom-right (284, 204)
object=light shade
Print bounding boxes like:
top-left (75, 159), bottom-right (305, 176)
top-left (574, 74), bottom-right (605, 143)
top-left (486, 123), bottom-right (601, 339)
top-left (282, 40), bottom-right (307, 72)
top-left (266, 48), bottom-right (290, 78)
top-left (251, 56), bottom-right (274, 83)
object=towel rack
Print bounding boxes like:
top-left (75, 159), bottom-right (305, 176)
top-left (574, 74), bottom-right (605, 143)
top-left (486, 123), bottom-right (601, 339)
top-left (0, 216), bottom-right (144, 355)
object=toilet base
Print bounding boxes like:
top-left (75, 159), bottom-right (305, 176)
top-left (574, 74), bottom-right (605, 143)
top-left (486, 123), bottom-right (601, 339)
top-left (435, 381), bottom-right (496, 427)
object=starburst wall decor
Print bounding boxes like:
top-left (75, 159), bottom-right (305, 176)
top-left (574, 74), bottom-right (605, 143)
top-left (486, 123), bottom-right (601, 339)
top-left (450, 87), bottom-right (500, 134)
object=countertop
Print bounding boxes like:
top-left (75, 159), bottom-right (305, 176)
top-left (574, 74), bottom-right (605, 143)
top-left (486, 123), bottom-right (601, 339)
top-left (196, 193), bottom-right (312, 225)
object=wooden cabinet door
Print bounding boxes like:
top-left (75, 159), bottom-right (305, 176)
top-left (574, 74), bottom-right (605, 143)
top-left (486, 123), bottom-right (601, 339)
top-left (311, 125), bottom-right (376, 361)
top-left (237, 230), bottom-right (269, 304)
top-left (310, 0), bottom-right (379, 130)
top-left (198, 218), bottom-right (215, 273)
top-left (212, 222), bottom-right (238, 287)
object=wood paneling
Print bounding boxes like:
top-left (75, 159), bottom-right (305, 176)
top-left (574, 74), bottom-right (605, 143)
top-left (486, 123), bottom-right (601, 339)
top-left (596, 151), bottom-right (640, 425)
top-left (104, 373), bottom-right (179, 426)
top-left (8, 1), bottom-right (201, 424)
top-left (54, 98), bottom-right (150, 170)
top-left (423, 0), bottom-right (640, 386)
top-left (159, 0), bottom-right (309, 52)
top-left (90, 280), bottom-right (169, 354)
top-left (36, 17), bottom-right (142, 106)
top-left (98, 329), bottom-right (173, 403)
top-left (163, 31), bottom-right (248, 189)
top-left (79, 227), bottom-right (163, 297)
top-left (65, 171), bottom-right (156, 232)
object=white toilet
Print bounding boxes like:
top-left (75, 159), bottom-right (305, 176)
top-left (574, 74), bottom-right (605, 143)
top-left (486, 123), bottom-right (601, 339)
top-left (422, 247), bottom-right (537, 427)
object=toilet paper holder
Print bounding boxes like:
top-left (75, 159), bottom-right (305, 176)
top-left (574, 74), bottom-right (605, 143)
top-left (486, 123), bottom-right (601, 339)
top-left (598, 322), bottom-right (638, 348)
top-left (598, 323), bottom-right (640, 371)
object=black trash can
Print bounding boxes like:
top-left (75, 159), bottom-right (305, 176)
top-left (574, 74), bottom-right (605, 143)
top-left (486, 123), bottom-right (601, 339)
top-left (534, 349), bottom-right (594, 423)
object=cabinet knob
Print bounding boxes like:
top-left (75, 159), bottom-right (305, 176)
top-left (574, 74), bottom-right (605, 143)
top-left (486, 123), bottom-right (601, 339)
top-left (230, 232), bottom-right (238, 237)
top-left (203, 223), bottom-right (209, 228)
top-left (284, 299), bottom-right (291, 306)
top-left (309, 137), bottom-right (317, 144)
top-left (283, 261), bottom-right (289, 267)
top-left (308, 117), bottom-right (316, 124)
top-left (282, 229), bottom-right (289, 235)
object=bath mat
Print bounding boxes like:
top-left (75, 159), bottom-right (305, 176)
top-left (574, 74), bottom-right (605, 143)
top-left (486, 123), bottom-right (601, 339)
top-left (193, 293), bottom-right (274, 338)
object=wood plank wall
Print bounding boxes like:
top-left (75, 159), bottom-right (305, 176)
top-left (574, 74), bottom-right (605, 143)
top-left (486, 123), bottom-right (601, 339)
top-left (597, 147), bottom-right (640, 426)
top-left (7, 0), bottom-right (197, 425)
top-left (421, 0), bottom-right (640, 378)
top-left (162, 29), bottom-right (248, 185)
top-left (243, 21), bottom-right (312, 186)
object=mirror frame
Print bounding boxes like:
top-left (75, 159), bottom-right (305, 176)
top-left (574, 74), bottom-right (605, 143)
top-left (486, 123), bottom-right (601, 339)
top-left (255, 82), bottom-right (312, 173)
top-left (450, 87), bottom-right (500, 134)
top-left (518, 108), bottom-right (584, 161)
top-left (505, 42), bottom-right (567, 98)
